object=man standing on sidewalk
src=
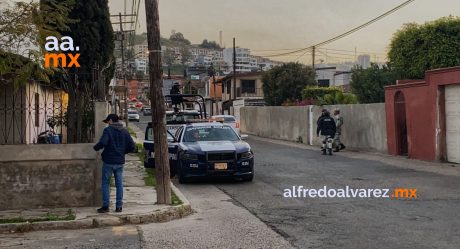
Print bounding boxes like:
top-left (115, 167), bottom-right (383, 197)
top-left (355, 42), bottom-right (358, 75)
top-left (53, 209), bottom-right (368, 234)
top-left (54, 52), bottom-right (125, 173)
top-left (94, 114), bottom-right (135, 213)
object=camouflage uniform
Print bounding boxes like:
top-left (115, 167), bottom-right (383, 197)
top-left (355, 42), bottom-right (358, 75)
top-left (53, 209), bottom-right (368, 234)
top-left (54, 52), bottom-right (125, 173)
top-left (333, 114), bottom-right (344, 151)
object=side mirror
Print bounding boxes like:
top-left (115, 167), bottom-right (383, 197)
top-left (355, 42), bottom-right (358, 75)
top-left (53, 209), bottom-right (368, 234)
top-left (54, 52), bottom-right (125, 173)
top-left (241, 134), bottom-right (249, 140)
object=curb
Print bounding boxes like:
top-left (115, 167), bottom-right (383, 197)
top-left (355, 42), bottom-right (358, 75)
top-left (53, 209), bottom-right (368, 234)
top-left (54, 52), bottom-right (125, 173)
top-left (0, 183), bottom-right (192, 234)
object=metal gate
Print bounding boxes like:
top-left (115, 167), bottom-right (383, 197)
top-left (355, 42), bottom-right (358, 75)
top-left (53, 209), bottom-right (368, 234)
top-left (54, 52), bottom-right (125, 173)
top-left (445, 85), bottom-right (460, 163)
top-left (0, 81), bottom-right (95, 145)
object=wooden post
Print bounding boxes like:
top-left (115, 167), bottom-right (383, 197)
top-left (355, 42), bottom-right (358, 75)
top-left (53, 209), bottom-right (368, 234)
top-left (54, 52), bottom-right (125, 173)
top-left (145, 0), bottom-right (171, 204)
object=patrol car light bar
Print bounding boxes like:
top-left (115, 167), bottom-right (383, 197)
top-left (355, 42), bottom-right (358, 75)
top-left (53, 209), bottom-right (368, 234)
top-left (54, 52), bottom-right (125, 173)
top-left (185, 119), bottom-right (211, 123)
top-left (185, 117), bottom-right (225, 124)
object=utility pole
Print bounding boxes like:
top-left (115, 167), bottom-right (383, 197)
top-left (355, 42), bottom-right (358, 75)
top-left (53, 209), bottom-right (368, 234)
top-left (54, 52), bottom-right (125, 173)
top-left (111, 13), bottom-right (136, 122)
top-left (312, 46), bottom-right (316, 69)
top-left (118, 13), bottom-right (129, 126)
top-left (232, 38), bottom-right (236, 102)
top-left (354, 47), bottom-right (357, 62)
top-left (145, 0), bottom-right (171, 204)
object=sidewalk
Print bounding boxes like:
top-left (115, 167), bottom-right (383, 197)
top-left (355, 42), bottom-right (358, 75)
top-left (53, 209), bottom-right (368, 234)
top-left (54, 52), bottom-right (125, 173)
top-left (0, 131), bottom-right (192, 234)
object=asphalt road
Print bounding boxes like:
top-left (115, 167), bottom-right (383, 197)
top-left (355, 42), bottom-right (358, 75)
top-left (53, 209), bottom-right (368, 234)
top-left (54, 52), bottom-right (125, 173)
top-left (213, 137), bottom-right (460, 249)
top-left (130, 114), bottom-right (151, 133)
top-left (132, 116), bottom-right (460, 248)
top-left (4, 122), bottom-right (458, 249)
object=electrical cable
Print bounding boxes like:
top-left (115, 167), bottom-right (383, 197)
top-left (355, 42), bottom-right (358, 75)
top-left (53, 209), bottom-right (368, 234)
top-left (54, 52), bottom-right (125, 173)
top-left (261, 0), bottom-right (415, 58)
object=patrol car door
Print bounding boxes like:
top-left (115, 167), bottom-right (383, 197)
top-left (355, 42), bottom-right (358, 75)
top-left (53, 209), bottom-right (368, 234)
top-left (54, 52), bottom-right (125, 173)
top-left (167, 128), bottom-right (182, 174)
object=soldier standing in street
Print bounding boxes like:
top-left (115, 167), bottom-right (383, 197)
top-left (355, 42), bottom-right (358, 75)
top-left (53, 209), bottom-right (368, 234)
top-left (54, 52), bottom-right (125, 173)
top-left (317, 110), bottom-right (337, 155)
top-left (333, 108), bottom-right (346, 152)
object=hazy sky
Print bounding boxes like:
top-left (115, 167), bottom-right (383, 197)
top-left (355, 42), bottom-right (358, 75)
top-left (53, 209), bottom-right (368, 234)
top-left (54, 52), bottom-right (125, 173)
top-left (7, 0), bottom-right (457, 64)
top-left (108, 0), bottom-right (460, 63)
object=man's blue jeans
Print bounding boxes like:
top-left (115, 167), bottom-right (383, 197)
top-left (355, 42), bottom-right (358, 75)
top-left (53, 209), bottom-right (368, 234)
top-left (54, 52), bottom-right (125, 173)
top-left (102, 163), bottom-right (124, 208)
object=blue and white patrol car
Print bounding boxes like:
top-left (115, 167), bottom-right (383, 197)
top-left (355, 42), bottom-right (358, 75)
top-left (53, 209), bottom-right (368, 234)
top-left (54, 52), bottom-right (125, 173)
top-left (170, 122), bottom-right (254, 183)
top-left (143, 110), bottom-right (201, 170)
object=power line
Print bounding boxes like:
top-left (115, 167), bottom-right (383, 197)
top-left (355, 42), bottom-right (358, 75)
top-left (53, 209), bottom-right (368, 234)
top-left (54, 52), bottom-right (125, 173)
top-left (254, 46), bottom-right (387, 57)
top-left (134, 0), bottom-right (141, 32)
top-left (316, 47), bottom-right (387, 55)
top-left (261, 0), bottom-right (416, 58)
top-left (293, 48), bottom-right (312, 62)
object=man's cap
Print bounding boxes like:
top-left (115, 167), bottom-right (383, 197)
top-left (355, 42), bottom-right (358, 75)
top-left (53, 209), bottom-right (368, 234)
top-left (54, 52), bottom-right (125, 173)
top-left (103, 114), bottom-right (119, 123)
top-left (321, 109), bottom-right (328, 113)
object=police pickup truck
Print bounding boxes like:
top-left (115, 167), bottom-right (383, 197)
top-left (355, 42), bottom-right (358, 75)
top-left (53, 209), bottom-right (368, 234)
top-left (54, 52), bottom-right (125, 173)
top-left (143, 109), bottom-right (201, 171)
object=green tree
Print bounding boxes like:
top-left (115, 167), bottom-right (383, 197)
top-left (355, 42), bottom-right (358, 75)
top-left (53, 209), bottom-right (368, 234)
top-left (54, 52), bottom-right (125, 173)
top-left (350, 63), bottom-right (398, 103)
top-left (199, 39), bottom-right (221, 49)
top-left (317, 91), bottom-right (358, 105)
top-left (0, 0), bottom-right (75, 86)
top-left (180, 45), bottom-right (191, 65)
top-left (162, 48), bottom-right (175, 66)
top-left (169, 30), bottom-right (191, 45)
top-left (388, 16), bottom-right (460, 79)
top-left (57, 0), bottom-right (114, 143)
top-left (262, 62), bottom-right (316, 106)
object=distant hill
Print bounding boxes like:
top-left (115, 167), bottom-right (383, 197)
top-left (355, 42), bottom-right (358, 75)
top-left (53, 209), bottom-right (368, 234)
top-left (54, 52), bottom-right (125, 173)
top-left (134, 32), bottom-right (221, 49)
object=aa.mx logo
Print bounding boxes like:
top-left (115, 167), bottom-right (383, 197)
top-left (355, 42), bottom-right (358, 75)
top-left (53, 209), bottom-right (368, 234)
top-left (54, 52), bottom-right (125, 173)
top-left (44, 36), bottom-right (80, 68)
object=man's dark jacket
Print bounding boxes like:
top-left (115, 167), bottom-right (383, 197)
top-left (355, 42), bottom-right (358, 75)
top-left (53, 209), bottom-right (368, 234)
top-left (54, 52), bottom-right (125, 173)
top-left (93, 122), bottom-right (135, 164)
top-left (317, 114), bottom-right (337, 137)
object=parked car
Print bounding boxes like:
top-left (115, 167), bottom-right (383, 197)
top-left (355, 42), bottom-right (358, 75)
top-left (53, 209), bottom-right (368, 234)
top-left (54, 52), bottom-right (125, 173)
top-left (143, 108), bottom-right (152, 116)
top-left (127, 110), bottom-right (140, 122)
top-left (211, 115), bottom-right (240, 134)
top-left (171, 122), bottom-right (254, 183)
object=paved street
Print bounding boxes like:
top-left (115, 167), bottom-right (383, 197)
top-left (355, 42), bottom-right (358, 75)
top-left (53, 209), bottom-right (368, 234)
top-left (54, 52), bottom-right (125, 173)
top-left (2, 121), bottom-right (459, 248)
top-left (132, 115), bottom-right (460, 249)
top-left (214, 137), bottom-right (460, 249)
top-left (130, 115), bottom-right (151, 134)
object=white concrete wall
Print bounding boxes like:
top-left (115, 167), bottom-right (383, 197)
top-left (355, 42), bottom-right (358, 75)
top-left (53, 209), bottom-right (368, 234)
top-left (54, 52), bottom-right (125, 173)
top-left (241, 104), bottom-right (387, 152)
top-left (94, 102), bottom-right (109, 143)
top-left (311, 104), bottom-right (387, 152)
top-left (241, 106), bottom-right (309, 143)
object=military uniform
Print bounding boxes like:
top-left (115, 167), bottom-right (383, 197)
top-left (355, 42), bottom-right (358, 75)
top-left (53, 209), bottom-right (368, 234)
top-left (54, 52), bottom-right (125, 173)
top-left (333, 114), bottom-right (345, 151)
top-left (317, 112), bottom-right (336, 155)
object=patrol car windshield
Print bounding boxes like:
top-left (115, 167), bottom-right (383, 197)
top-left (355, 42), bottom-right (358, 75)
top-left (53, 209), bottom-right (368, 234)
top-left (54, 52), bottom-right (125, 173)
top-left (166, 113), bottom-right (200, 123)
top-left (183, 126), bottom-right (239, 142)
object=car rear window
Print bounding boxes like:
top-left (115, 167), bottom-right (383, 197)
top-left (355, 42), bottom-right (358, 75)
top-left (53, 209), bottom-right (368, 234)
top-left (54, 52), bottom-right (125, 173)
top-left (166, 113), bottom-right (201, 123)
top-left (224, 117), bottom-right (235, 122)
top-left (128, 111), bottom-right (138, 114)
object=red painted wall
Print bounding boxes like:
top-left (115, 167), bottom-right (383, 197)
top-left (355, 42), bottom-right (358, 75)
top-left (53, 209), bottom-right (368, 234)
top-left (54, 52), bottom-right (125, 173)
top-left (385, 67), bottom-right (460, 161)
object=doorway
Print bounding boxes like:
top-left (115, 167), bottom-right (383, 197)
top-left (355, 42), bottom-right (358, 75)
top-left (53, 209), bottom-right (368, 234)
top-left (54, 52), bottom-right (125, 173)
top-left (444, 85), bottom-right (460, 163)
top-left (395, 91), bottom-right (408, 156)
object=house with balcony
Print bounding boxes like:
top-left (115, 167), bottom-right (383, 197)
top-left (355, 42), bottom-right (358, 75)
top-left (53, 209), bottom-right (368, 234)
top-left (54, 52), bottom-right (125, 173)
top-left (315, 63), bottom-right (354, 91)
top-left (223, 48), bottom-right (254, 74)
top-left (218, 72), bottom-right (265, 119)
